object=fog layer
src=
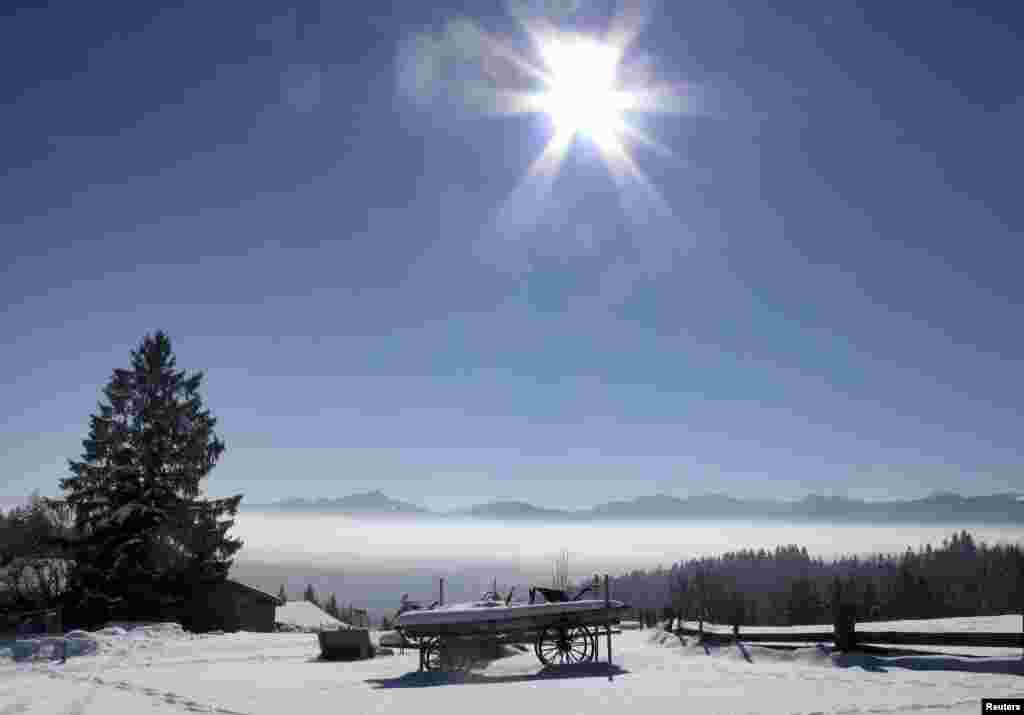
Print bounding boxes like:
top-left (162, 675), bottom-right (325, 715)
top-left (228, 513), bottom-right (1024, 621)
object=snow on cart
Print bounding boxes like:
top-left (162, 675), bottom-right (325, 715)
top-left (395, 579), bottom-right (629, 672)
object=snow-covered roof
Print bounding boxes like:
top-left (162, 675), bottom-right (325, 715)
top-left (223, 580), bottom-right (283, 605)
top-left (274, 601), bottom-right (350, 631)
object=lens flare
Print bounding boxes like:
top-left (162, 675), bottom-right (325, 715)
top-left (465, 6), bottom-right (693, 229)
top-left (398, 3), bottom-right (696, 246)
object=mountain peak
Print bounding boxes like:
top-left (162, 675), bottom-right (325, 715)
top-left (273, 491), bottom-right (426, 515)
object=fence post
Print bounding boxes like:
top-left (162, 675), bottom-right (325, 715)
top-left (604, 574), bottom-right (612, 673)
top-left (834, 603), bottom-right (856, 651)
top-left (439, 578), bottom-right (444, 606)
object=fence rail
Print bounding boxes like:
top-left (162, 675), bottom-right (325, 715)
top-left (674, 614), bottom-right (1023, 654)
top-left (677, 627), bottom-right (833, 644)
top-left (853, 631), bottom-right (1022, 649)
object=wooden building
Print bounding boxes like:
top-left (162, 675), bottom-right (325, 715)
top-left (177, 580), bottom-right (283, 633)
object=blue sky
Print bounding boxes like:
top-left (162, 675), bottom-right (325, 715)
top-left (2, 0), bottom-right (1022, 512)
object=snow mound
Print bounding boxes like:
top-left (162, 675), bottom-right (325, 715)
top-left (275, 601), bottom-right (351, 632)
top-left (647, 630), bottom-right (688, 649)
top-left (0, 632), bottom-right (102, 662)
top-left (1, 621), bottom-right (201, 664)
top-left (96, 626), bottom-right (129, 637)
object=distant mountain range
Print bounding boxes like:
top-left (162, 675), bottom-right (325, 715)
top-left (268, 491), bottom-right (430, 515)
top-left (254, 490), bottom-right (1024, 524)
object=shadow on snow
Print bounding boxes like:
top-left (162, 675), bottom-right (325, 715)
top-left (832, 652), bottom-right (1024, 676)
top-left (366, 662), bottom-right (630, 688)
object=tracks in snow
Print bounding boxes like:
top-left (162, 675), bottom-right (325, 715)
top-left (33, 666), bottom-right (254, 715)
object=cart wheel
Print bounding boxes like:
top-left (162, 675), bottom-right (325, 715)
top-left (422, 637), bottom-right (444, 671)
top-left (424, 637), bottom-right (476, 672)
top-left (394, 627), bottom-right (416, 652)
top-left (535, 624), bottom-right (594, 666)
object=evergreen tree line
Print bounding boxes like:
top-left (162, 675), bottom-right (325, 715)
top-left (0, 332), bottom-right (243, 630)
top-left (603, 532), bottom-right (1024, 627)
top-left (0, 495), bottom-right (74, 608)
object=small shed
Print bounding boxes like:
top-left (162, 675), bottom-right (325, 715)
top-left (179, 580), bottom-right (283, 633)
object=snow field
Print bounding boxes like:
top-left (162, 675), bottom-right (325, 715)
top-left (1, 617), bottom-right (1021, 715)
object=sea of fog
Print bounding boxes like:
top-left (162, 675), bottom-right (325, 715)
top-left (229, 511), bottom-right (1024, 622)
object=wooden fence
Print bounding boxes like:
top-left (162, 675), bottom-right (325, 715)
top-left (673, 608), bottom-right (1023, 655)
top-left (0, 606), bottom-right (63, 638)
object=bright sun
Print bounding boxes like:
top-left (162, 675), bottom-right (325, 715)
top-left (462, 10), bottom-right (689, 202)
top-left (536, 36), bottom-right (628, 150)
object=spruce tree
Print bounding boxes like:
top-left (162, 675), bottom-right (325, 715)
top-left (278, 584), bottom-right (287, 603)
top-left (862, 579), bottom-right (879, 620)
top-left (56, 331), bottom-right (243, 619)
top-left (324, 593), bottom-right (339, 618)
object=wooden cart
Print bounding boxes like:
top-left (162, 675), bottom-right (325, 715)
top-left (395, 583), bottom-right (628, 672)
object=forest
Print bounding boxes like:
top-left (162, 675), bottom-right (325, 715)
top-left (608, 531), bottom-right (1024, 628)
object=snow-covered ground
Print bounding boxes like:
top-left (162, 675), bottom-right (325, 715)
top-left (1, 617), bottom-right (1021, 715)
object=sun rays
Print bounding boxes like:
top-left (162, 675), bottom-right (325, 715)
top-left (464, 5), bottom-right (692, 231)
top-left (396, 2), bottom-right (695, 259)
